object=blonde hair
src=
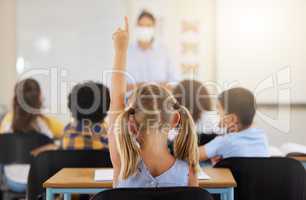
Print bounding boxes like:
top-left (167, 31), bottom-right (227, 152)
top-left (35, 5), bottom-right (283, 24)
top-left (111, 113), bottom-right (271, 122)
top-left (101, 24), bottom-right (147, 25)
top-left (115, 84), bottom-right (199, 179)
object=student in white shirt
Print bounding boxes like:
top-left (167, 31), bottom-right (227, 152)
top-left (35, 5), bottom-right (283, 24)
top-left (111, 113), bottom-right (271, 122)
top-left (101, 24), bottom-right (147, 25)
top-left (172, 80), bottom-right (219, 134)
top-left (199, 87), bottom-right (270, 162)
top-left (127, 10), bottom-right (180, 90)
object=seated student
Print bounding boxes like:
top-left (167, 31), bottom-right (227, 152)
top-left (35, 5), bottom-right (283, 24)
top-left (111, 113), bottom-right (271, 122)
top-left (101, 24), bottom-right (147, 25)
top-left (0, 78), bottom-right (64, 192)
top-left (108, 17), bottom-right (200, 187)
top-left (0, 79), bottom-right (64, 138)
top-left (173, 80), bottom-right (215, 134)
top-left (170, 80), bottom-right (218, 147)
top-left (62, 81), bottom-right (110, 150)
top-left (199, 87), bottom-right (270, 162)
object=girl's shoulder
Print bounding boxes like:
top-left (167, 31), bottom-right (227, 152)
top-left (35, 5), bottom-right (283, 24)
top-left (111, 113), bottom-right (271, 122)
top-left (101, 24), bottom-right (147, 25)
top-left (173, 159), bottom-right (189, 173)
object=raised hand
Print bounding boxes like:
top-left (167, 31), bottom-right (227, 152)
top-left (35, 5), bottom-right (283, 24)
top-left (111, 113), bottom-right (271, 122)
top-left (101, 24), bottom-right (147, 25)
top-left (109, 17), bottom-right (130, 185)
top-left (113, 16), bottom-right (129, 54)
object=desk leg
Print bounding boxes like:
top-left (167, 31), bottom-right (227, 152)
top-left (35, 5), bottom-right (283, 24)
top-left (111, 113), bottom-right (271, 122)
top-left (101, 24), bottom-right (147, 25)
top-left (221, 193), bottom-right (227, 200)
top-left (64, 193), bottom-right (72, 200)
top-left (46, 188), bottom-right (54, 200)
top-left (227, 188), bottom-right (234, 200)
top-left (302, 161), bottom-right (306, 169)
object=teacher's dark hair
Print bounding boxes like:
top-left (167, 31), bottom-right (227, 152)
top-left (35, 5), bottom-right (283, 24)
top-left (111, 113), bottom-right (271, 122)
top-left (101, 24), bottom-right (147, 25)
top-left (137, 10), bottom-right (156, 24)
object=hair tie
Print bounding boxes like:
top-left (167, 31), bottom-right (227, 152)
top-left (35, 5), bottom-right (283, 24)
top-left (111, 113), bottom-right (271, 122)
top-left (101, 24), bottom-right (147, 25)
top-left (173, 103), bottom-right (181, 110)
top-left (128, 107), bottom-right (136, 115)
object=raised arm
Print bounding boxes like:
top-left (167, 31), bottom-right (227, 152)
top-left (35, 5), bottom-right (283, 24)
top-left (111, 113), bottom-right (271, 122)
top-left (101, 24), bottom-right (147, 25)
top-left (108, 17), bottom-right (129, 184)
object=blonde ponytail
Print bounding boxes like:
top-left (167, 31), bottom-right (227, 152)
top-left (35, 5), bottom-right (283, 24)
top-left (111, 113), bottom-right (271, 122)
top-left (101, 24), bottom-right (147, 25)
top-left (173, 105), bottom-right (200, 173)
top-left (115, 108), bottom-right (141, 179)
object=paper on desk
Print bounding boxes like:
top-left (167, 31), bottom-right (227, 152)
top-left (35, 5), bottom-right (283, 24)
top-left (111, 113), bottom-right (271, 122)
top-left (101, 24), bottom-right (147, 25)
top-left (94, 169), bottom-right (114, 182)
top-left (95, 168), bottom-right (210, 181)
top-left (198, 169), bottom-right (211, 180)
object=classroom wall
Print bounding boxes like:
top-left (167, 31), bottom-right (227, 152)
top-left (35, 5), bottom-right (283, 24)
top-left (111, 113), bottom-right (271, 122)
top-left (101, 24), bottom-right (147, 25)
top-left (0, 0), bottom-right (17, 109)
top-left (216, 0), bottom-right (306, 104)
top-left (16, 0), bottom-right (128, 122)
top-left (126, 0), bottom-right (217, 82)
top-left (176, 0), bottom-right (216, 82)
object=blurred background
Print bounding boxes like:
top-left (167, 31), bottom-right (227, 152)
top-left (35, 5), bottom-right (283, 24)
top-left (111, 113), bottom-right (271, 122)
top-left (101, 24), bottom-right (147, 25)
top-left (1, 0), bottom-right (306, 148)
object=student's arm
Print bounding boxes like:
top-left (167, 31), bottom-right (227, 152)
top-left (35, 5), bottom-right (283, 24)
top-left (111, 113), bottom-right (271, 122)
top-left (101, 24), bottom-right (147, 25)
top-left (108, 17), bottom-right (129, 185)
top-left (46, 116), bottom-right (64, 139)
top-left (199, 136), bottom-right (225, 161)
top-left (199, 145), bottom-right (209, 161)
top-left (188, 167), bottom-right (199, 187)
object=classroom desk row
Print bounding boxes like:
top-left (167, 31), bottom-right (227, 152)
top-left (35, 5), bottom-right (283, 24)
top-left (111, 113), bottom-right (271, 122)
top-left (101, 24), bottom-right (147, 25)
top-left (43, 168), bottom-right (237, 200)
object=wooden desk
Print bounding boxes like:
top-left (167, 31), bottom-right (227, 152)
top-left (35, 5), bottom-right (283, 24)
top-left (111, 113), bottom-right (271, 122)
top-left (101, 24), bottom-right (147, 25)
top-left (44, 168), bottom-right (236, 200)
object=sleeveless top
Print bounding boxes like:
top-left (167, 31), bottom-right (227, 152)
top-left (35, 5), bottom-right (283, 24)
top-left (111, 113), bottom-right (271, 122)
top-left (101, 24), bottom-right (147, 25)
top-left (117, 159), bottom-right (189, 188)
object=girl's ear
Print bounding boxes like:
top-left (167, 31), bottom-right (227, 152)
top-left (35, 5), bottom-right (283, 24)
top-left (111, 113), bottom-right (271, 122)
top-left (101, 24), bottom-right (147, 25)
top-left (171, 111), bottom-right (181, 128)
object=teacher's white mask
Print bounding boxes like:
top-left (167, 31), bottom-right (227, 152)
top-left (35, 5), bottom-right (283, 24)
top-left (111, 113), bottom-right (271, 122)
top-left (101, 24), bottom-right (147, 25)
top-left (135, 27), bottom-right (155, 43)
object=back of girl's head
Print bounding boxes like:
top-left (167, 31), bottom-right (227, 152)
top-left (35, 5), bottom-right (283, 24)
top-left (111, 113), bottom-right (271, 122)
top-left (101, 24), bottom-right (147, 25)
top-left (173, 80), bottom-right (212, 123)
top-left (12, 78), bottom-right (42, 133)
top-left (116, 84), bottom-right (199, 179)
top-left (68, 81), bottom-right (110, 124)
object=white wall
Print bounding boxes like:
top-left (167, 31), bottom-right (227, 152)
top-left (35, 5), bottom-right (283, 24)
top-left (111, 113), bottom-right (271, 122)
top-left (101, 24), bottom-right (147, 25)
top-left (216, 0), bottom-right (306, 104)
top-left (16, 0), bottom-right (128, 122)
top-left (0, 0), bottom-right (17, 109)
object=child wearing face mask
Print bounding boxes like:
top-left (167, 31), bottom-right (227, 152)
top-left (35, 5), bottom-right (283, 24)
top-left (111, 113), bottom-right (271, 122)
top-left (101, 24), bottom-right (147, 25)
top-left (109, 17), bottom-right (200, 188)
top-left (199, 87), bottom-right (270, 162)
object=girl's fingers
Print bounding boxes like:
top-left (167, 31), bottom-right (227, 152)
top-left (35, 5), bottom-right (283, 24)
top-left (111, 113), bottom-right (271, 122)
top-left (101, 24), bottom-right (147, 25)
top-left (124, 16), bottom-right (129, 32)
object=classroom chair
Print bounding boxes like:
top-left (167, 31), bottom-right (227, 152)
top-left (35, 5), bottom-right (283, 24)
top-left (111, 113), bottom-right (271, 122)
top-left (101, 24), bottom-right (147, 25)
top-left (197, 133), bottom-right (218, 146)
top-left (90, 187), bottom-right (213, 200)
top-left (215, 157), bottom-right (306, 200)
top-left (27, 149), bottom-right (112, 200)
top-left (0, 132), bottom-right (53, 200)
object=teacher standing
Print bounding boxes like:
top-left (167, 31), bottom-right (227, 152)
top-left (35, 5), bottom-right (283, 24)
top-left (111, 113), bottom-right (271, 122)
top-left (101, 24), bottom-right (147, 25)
top-left (127, 10), bottom-right (180, 90)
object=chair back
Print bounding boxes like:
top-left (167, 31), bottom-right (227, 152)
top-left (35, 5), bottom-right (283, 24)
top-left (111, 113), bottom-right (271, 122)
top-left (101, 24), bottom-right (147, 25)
top-left (215, 157), bottom-right (306, 200)
top-left (91, 187), bottom-right (213, 200)
top-left (27, 149), bottom-right (112, 200)
top-left (0, 132), bottom-right (53, 164)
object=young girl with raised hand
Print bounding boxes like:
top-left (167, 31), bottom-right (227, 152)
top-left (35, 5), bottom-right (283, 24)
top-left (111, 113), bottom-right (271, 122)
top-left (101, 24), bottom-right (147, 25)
top-left (108, 17), bottom-right (200, 188)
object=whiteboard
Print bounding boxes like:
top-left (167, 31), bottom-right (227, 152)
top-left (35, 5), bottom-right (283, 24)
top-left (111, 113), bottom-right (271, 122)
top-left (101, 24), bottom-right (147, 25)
top-left (16, 0), bottom-right (128, 121)
top-left (216, 0), bottom-right (306, 104)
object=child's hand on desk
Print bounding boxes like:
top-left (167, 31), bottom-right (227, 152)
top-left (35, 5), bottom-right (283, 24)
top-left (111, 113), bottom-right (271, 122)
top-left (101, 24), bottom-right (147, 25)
top-left (113, 16), bottom-right (129, 56)
top-left (211, 156), bottom-right (222, 165)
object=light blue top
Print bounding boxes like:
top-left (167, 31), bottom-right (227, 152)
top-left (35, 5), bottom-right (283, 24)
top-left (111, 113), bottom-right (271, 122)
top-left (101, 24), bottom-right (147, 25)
top-left (205, 128), bottom-right (270, 159)
top-left (127, 42), bottom-right (180, 83)
top-left (117, 159), bottom-right (189, 188)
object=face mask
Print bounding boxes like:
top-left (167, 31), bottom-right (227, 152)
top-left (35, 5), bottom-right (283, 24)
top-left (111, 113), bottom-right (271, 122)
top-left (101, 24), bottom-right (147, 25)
top-left (135, 27), bottom-right (155, 43)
